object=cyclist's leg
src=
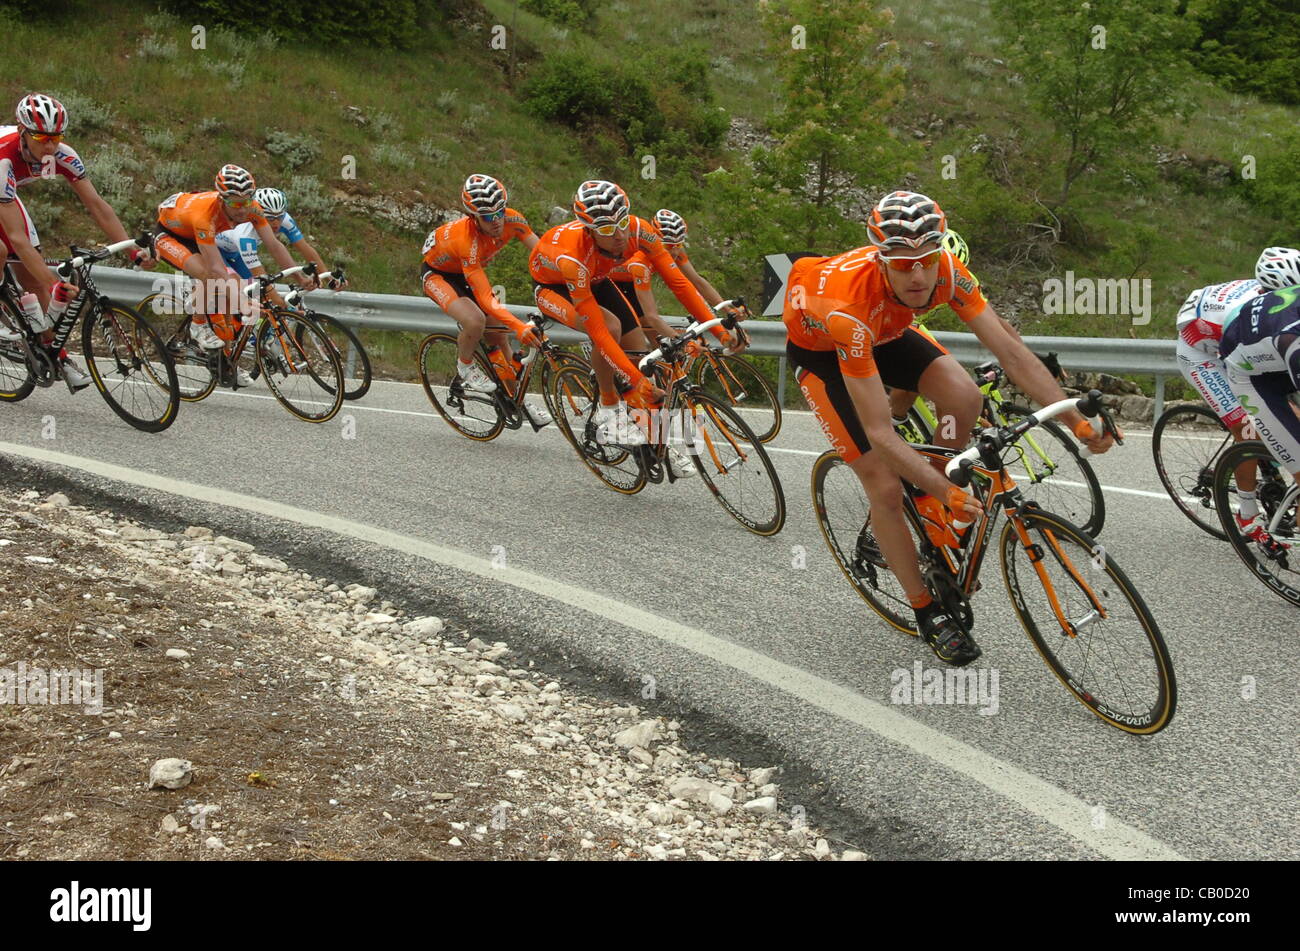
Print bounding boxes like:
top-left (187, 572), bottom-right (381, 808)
top-left (791, 343), bottom-right (925, 601)
top-left (1233, 370), bottom-right (1300, 479)
top-left (883, 327), bottom-right (980, 450)
top-left (602, 280), bottom-right (650, 352)
top-left (3, 198), bottom-right (48, 309)
top-left (422, 267), bottom-right (486, 364)
top-left (1178, 341), bottom-right (1257, 498)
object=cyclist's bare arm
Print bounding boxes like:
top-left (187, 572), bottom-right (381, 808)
top-left (247, 264), bottom-right (289, 309)
top-left (257, 222), bottom-right (309, 287)
top-left (289, 236), bottom-right (327, 277)
top-left (0, 202), bottom-right (58, 296)
top-left (846, 372), bottom-right (980, 515)
top-left (678, 257), bottom-right (725, 308)
top-left (632, 285), bottom-right (678, 341)
top-left (69, 177), bottom-right (152, 267)
top-left (966, 307), bottom-right (1112, 452)
top-left (520, 231), bottom-right (539, 253)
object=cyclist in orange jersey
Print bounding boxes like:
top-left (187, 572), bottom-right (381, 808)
top-left (530, 181), bottom-right (727, 443)
top-left (421, 174), bottom-right (545, 415)
top-left (784, 190), bottom-right (1115, 666)
top-left (607, 208), bottom-right (749, 356)
top-left (153, 164), bottom-right (308, 350)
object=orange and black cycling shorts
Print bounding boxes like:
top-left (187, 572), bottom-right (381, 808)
top-left (152, 223), bottom-right (200, 270)
top-left (421, 264), bottom-right (475, 311)
top-left (533, 279), bottom-right (642, 337)
top-left (789, 326), bottom-right (948, 464)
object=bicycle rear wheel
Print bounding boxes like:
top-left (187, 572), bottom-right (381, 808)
top-left (683, 392), bottom-right (785, 535)
top-left (82, 302), bottom-right (181, 432)
top-left (549, 363), bottom-right (646, 494)
top-left (810, 449), bottom-right (921, 635)
top-left (1000, 506), bottom-right (1176, 735)
top-left (693, 351), bottom-right (781, 443)
top-left (1152, 403), bottom-right (1232, 540)
top-left (139, 292), bottom-right (216, 402)
top-left (256, 313), bottom-right (344, 423)
top-left (417, 333), bottom-right (505, 441)
top-left (1211, 440), bottom-right (1300, 607)
top-left (999, 415), bottom-right (1105, 537)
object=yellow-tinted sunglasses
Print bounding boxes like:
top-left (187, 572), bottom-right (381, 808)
top-left (589, 216), bottom-right (631, 237)
top-left (27, 131), bottom-right (62, 144)
top-left (881, 249), bottom-right (942, 271)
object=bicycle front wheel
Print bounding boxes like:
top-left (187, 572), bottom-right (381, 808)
top-left (256, 314), bottom-right (344, 423)
top-left (1152, 403), bottom-right (1232, 540)
top-left (82, 302), bottom-right (181, 432)
top-left (1211, 439), bottom-right (1300, 607)
top-left (1000, 506), bottom-right (1176, 735)
top-left (0, 298), bottom-right (35, 402)
top-left (297, 310), bottom-right (371, 401)
top-left (549, 363), bottom-right (646, 494)
top-left (693, 351), bottom-right (781, 443)
top-left (138, 292), bottom-right (216, 402)
top-left (683, 391), bottom-right (785, 535)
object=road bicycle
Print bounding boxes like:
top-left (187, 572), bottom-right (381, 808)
top-left (1211, 437), bottom-right (1300, 608)
top-left (278, 269), bottom-right (372, 401)
top-left (417, 311), bottom-right (588, 441)
top-left (549, 304), bottom-right (786, 536)
top-left (812, 390), bottom-right (1175, 735)
top-left (0, 236), bottom-right (180, 432)
top-left (139, 263), bottom-right (344, 423)
top-left (897, 354), bottom-right (1104, 537)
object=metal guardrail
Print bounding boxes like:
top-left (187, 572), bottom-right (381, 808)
top-left (90, 266), bottom-right (1180, 420)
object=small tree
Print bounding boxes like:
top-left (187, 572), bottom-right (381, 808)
top-left (760, 0), bottom-right (906, 246)
top-left (993, 0), bottom-right (1196, 208)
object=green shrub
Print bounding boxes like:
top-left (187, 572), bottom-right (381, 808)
top-left (158, 0), bottom-right (440, 50)
top-left (47, 90), bottom-right (114, 131)
top-left (1189, 0), bottom-right (1300, 106)
top-left (521, 0), bottom-right (599, 29)
top-left (287, 175), bottom-right (335, 219)
top-left (265, 129), bottom-right (321, 171)
top-left (1242, 129), bottom-right (1300, 244)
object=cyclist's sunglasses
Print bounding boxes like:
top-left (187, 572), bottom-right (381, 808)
top-left (477, 208), bottom-right (507, 222)
top-left (589, 216), bottom-right (631, 237)
top-left (26, 131), bottom-right (62, 144)
top-left (881, 249), bottom-right (942, 271)
top-left (224, 198), bottom-right (257, 210)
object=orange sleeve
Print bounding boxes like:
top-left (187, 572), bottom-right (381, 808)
top-left (646, 244), bottom-right (719, 334)
top-left (564, 259), bottom-right (644, 386)
top-left (947, 257), bottom-right (988, 321)
top-left (627, 253), bottom-right (653, 292)
top-left (829, 311), bottom-right (878, 379)
top-left (462, 232), bottom-right (528, 332)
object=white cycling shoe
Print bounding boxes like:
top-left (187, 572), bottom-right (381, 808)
top-left (190, 321), bottom-right (224, 351)
top-left (523, 401), bottom-right (552, 427)
top-left (60, 357), bottom-right (93, 393)
top-left (594, 404), bottom-right (646, 447)
top-left (458, 361), bottom-right (497, 394)
top-left (668, 445), bottom-right (698, 477)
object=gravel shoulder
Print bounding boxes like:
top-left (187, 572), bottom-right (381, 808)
top-left (0, 487), bottom-right (863, 861)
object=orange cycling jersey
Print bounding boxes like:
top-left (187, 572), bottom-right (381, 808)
top-left (156, 191), bottom-right (267, 246)
top-left (422, 210), bottom-right (534, 329)
top-left (531, 217), bottom-right (718, 384)
top-left (783, 245), bottom-right (986, 379)
top-left (608, 242), bottom-right (688, 290)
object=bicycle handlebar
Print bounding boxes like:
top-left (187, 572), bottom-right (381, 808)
top-left (284, 269), bottom-right (345, 306)
top-left (59, 235), bottom-right (150, 275)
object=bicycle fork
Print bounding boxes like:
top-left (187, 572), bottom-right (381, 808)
top-left (1008, 515), bottom-right (1109, 637)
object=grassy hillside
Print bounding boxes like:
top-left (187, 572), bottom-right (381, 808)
top-left (3, 0), bottom-right (1296, 380)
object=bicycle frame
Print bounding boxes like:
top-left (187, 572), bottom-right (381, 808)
top-left (2, 255), bottom-right (111, 384)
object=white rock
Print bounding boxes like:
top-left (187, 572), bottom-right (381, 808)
top-left (496, 704), bottom-right (527, 723)
top-left (707, 791), bottom-right (734, 815)
top-left (248, 554), bottom-right (289, 572)
top-left (748, 766), bottom-right (778, 787)
top-left (613, 719), bottom-right (658, 750)
top-left (644, 844), bottom-right (668, 860)
top-left (814, 838), bottom-right (831, 860)
top-left (404, 616), bottom-right (444, 638)
top-left (205, 836), bottom-right (225, 850)
top-left (360, 612), bottom-right (396, 625)
top-left (645, 803), bottom-right (676, 826)
top-left (219, 561), bottom-right (245, 577)
top-left (165, 649), bottom-right (190, 660)
top-left (628, 747), bottom-right (654, 766)
top-left (119, 525), bottom-right (164, 541)
top-left (448, 837), bottom-right (463, 847)
top-left (38, 493), bottom-right (70, 509)
top-left (160, 814), bottom-right (180, 833)
top-left (214, 536), bottom-right (255, 553)
top-left (347, 586), bottom-right (377, 603)
top-left (668, 777), bottom-right (721, 804)
top-left (842, 850), bottom-right (868, 861)
top-left (742, 796), bottom-right (778, 816)
top-left (148, 758), bottom-right (193, 790)
top-left (183, 526), bottom-right (214, 539)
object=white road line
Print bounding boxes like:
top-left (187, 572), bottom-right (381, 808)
top-left (0, 439), bottom-right (1187, 861)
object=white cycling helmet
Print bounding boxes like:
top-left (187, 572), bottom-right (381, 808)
top-left (654, 208), bottom-right (687, 245)
top-left (254, 187), bottom-right (287, 216)
top-left (461, 174), bottom-right (508, 217)
top-left (15, 93), bottom-right (68, 135)
top-left (868, 190), bottom-right (947, 251)
top-left (1255, 247), bottom-right (1300, 290)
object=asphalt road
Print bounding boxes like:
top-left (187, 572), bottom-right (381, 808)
top-left (2, 373), bottom-right (1296, 860)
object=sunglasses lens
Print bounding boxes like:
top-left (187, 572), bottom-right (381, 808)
top-left (884, 251), bottom-right (940, 270)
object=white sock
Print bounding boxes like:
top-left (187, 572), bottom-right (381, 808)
top-left (1238, 491), bottom-right (1259, 521)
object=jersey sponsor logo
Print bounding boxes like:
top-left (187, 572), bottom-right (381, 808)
top-left (196, 228), bottom-right (210, 241)
top-left (954, 273), bottom-right (975, 294)
top-left (800, 313), bottom-right (828, 335)
top-left (60, 150), bottom-right (85, 178)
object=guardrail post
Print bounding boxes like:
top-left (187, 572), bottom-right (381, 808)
top-left (1153, 375), bottom-right (1165, 423)
top-left (345, 339), bottom-right (357, 380)
top-left (777, 355), bottom-right (787, 409)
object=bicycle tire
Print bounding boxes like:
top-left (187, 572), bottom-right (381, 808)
top-left (1211, 439), bottom-right (1300, 608)
top-left (82, 301), bottom-right (181, 433)
top-left (536, 349), bottom-right (590, 433)
top-left (138, 292), bottom-right (217, 402)
top-left (1003, 415), bottom-right (1105, 538)
top-left (416, 333), bottom-right (506, 441)
top-left (999, 506), bottom-right (1176, 735)
top-left (294, 309), bottom-right (371, 401)
top-left (1152, 403), bottom-right (1232, 541)
top-left (810, 449), bottom-right (920, 635)
top-left (549, 363), bottom-right (646, 495)
top-left (0, 298), bottom-right (35, 402)
top-left (693, 351), bottom-right (782, 444)
top-left (684, 391), bottom-right (786, 535)
top-left (256, 314), bottom-right (344, 423)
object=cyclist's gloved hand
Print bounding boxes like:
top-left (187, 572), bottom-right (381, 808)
top-left (129, 246), bottom-right (155, 270)
top-left (516, 322), bottom-right (543, 348)
top-left (946, 485), bottom-right (983, 522)
top-left (631, 376), bottom-right (665, 408)
top-left (683, 338), bottom-right (705, 359)
top-left (1073, 416), bottom-right (1117, 453)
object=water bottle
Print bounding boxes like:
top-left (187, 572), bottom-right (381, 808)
top-left (44, 282), bottom-right (73, 330)
top-left (19, 292), bottom-right (49, 333)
